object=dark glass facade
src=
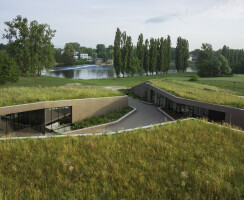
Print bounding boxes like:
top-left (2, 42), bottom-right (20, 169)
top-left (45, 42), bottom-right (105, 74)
top-left (151, 90), bottom-right (225, 121)
top-left (0, 106), bottom-right (72, 136)
top-left (45, 106), bottom-right (72, 132)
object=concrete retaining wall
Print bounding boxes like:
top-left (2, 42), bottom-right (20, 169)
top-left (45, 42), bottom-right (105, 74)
top-left (131, 82), bottom-right (244, 129)
top-left (0, 96), bottom-right (128, 123)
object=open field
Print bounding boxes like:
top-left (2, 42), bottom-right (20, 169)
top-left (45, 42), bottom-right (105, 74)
top-left (1, 73), bottom-right (243, 107)
top-left (150, 79), bottom-right (244, 108)
top-left (0, 119), bottom-right (243, 199)
top-left (0, 86), bottom-right (122, 107)
top-left (5, 74), bottom-right (244, 95)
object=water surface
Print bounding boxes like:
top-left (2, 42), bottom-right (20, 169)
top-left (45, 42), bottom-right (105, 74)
top-left (42, 65), bottom-right (197, 80)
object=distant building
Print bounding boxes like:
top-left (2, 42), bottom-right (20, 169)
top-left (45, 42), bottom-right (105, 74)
top-left (94, 58), bottom-right (103, 65)
top-left (74, 51), bottom-right (80, 56)
top-left (74, 55), bottom-right (79, 60)
top-left (80, 53), bottom-right (89, 60)
top-left (189, 54), bottom-right (197, 62)
top-left (88, 56), bottom-right (93, 60)
top-left (107, 59), bottom-right (113, 65)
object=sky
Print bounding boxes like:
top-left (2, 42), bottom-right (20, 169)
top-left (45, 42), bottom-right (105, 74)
top-left (0, 0), bottom-right (244, 51)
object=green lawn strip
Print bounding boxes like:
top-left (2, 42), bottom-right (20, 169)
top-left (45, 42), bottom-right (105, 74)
top-left (0, 119), bottom-right (243, 199)
top-left (72, 106), bottom-right (133, 130)
top-left (0, 86), bottom-right (122, 107)
top-left (149, 79), bottom-right (244, 109)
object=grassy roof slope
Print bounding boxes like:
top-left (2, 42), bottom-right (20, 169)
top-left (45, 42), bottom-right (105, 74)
top-left (149, 79), bottom-right (244, 109)
top-left (0, 119), bottom-right (243, 199)
top-left (0, 86), bottom-right (122, 107)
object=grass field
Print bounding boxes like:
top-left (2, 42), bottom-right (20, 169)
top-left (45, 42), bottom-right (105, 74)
top-left (150, 79), bottom-right (244, 108)
top-left (0, 86), bottom-right (122, 107)
top-left (73, 106), bottom-right (133, 130)
top-left (4, 73), bottom-right (244, 95)
top-left (1, 73), bottom-right (243, 107)
top-left (0, 119), bottom-right (243, 199)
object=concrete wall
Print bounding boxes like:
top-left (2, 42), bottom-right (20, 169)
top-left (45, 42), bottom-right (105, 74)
top-left (0, 96), bottom-right (128, 123)
top-left (131, 82), bottom-right (244, 129)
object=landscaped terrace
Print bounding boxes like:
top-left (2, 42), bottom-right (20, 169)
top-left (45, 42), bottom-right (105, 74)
top-left (0, 86), bottom-right (122, 107)
top-left (149, 79), bottom-right (244, 109)
top-left (0, 119), bottom-right (242, 199)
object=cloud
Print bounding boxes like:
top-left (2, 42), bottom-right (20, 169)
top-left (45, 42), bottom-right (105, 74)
top-left (145, 13), bottom-right (179, 24)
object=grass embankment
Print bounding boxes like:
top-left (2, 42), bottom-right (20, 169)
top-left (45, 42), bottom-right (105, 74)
top-left (0, 119), bottom-right (243, 199)
top-left (5, 74), bottom-right (244, 95)
top-left (73, 106), bottom-right (133, 130)
top-left (150, 79), bottom-right (244, 109)
top-left (0, 86), bottom-right (122, 107)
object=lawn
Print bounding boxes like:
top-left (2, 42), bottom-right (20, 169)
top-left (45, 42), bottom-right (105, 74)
top-left (0, 119), bottom-right (243, 199)
top-left (73, 106), bottom-right (133, 130)
top-left (0, 86), bottom-right (122, 107)
top-left (149, 79), bottom-right (244, 108)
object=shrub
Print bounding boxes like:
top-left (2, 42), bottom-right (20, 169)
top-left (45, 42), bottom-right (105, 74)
top-left (189, 74), bottom-right (199, 81)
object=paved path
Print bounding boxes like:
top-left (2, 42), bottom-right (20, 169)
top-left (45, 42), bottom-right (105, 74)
top-left (103, 98), bottom-right (171, 132)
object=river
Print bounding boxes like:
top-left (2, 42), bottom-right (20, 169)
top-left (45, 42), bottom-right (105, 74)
top-left (42, 65), bottom-right (197, 79)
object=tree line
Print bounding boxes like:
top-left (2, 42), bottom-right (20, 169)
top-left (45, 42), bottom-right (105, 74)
top-left (113, 28), bottom-right (189, 77)
top-left (0, 15), bottom-right (56, 84)
top-left (196, 44), bottom-right (232, 77)
top-left (54, 43), bottom-right (114, 66)
top-left (221, 45), bottom-right (244, 74)
top-left (194, 44), bottom-right (244, 77)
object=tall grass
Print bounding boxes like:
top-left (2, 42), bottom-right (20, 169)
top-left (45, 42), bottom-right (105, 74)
top-left (0, 86), bottom-right (122, 107)
top-left (0, 119), bottom-right (243, 199)
top-left (150, 79), bottom-right (244, 108)
top-left (73, 106), bottom-right (133, 130)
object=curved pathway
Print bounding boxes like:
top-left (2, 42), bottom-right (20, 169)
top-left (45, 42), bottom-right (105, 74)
top-left (103, 98), bottom-right (172, 133)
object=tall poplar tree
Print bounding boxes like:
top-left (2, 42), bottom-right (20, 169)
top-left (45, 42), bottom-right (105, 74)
top-left (149, 38), bottom-right (157, 74)
top-left (121, 32), bottom-right (128, 77)
top-left (114, 28), bottom-right (122, 77)
top-left (143, 39), bottom-right (149, 75)
top-left (175, 37), bottom-right (183, 72)
top-left (166, 35), bottom-right (171, 72)
top-left (126, 36), bottom-right (133, 76)
top-left (182, 39), bottom-right (189, 71)
top-left (137, 33), bottom-right (144, 75)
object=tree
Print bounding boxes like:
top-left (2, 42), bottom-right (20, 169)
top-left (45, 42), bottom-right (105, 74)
top-left (157, 38), bottom-right (164, 74)
top-left (143, 39), bottom-right (149, 75)
top-left (197, 43), bottom-right (231, 77)
top-left (114, 28), bottom-right (122, 77)
top-left (137, 33), bottom-right (144, 75)
top-left (121, 32), bottom-right (128, 77)
top-left (149, 38), bottom-right (157, 74)
top-left (67, 42), bottom-right (81, 52)
top-left (166, 35), bottom-right (171, 72)
top-left (96, 44), bottom-right (106, 54)
top-left (130, 57), bottom-right (140, 76)
top-left (175, 37), bottom-right (189, 72)
top-left (175, 37), bottom-right (183, 72)
top-left (63, 43), bottom-right (75, 65)
top-left (96, 44), bottom-right (108, 62)
top-left (3, 15), bottom-right (56, 76)
top-left (126, 36), bottom-right (133, 76)
top-left (0, 51), bottom-right (20, 84)
top-left (182, 39), bottom-right (189, 71)
top-left (54, 48), bottom-right (63, 63)
top-left (218, 54), bottom-right (231, 75)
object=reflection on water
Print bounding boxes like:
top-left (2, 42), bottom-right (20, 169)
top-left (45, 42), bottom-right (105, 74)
top-left (42, 64), bottom-right (197, 80)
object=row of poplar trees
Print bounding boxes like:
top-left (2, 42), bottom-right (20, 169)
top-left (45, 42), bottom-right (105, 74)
top-left (175, 37), bottom-right (189, 72)
top-left (114, 28), bottom-right (189, 77)
top-left (114, 28), bottom-right (172, 77)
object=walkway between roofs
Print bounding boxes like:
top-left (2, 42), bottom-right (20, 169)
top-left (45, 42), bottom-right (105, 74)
top-left (102, 97), bottom-right (172, 133)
